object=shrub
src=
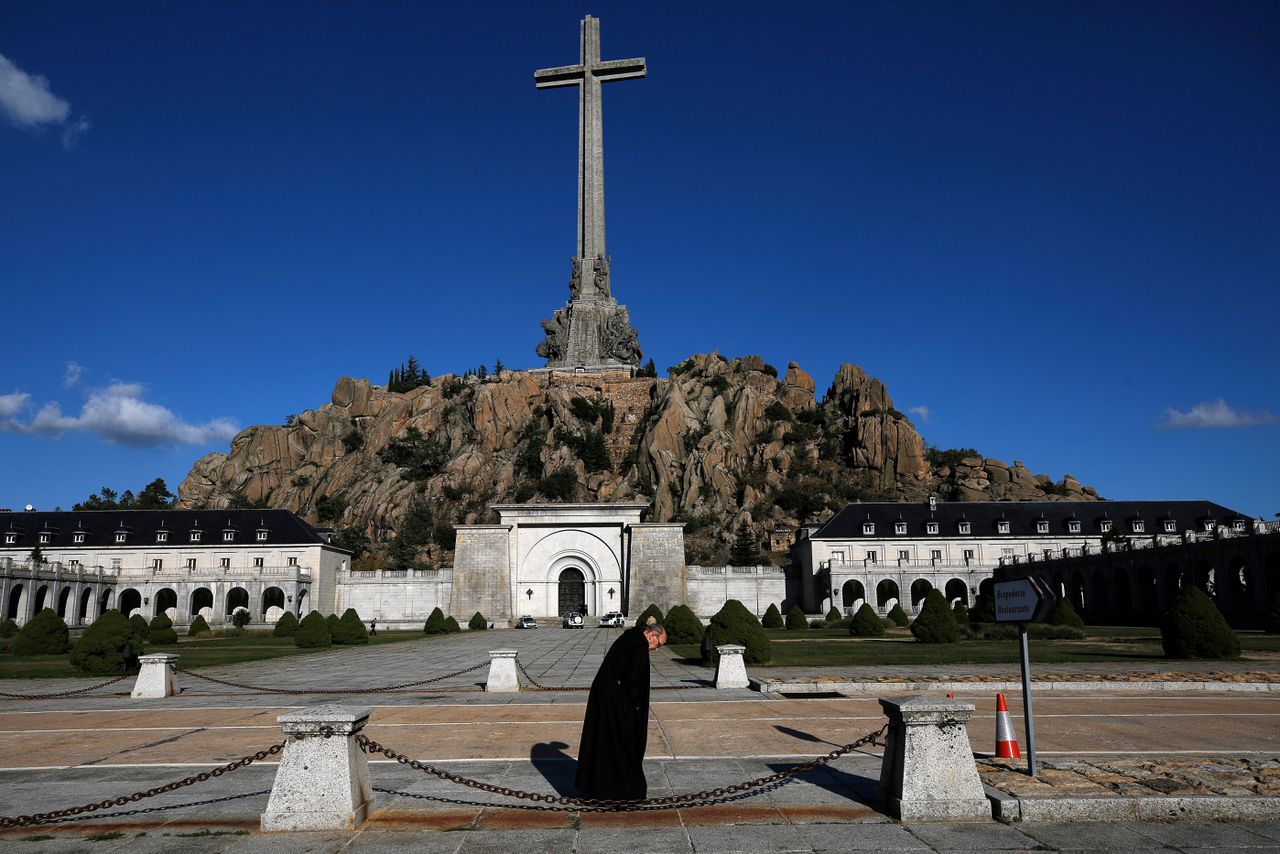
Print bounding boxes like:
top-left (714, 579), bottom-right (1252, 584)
top-left (232, 609), bottom-right (252, 630)
top-left (539, 466), bottom-right (578, 501)
top-left (1049, 598), bottom-right (1085, 629)
top-left (325, 613), bottom-right (341, 638)
top-left (148, 614), bottom-right (179, 646)
top-left (444, 616), bottom-right (461, 633)
top-left (0, 618), bottom-right (18, 638)
top-left (708, 599), bottom-right (771, 664)
top-left (952, 601), bottom-right (970, 626)
top-left (295, 611), bottom-right (332, 649)
top-left (188, 615), bottom-right (211, 636)
top-left (761, 603), bottom-right (784, 629)
top-left (424, 607), bottom-right (449, 635)
top-left (911, 590), bottom-right (962, 643)
top-left (849, 603), bottom-right (886, 637)
top-left (887, 603), bottom-right (909, 627)
top-left (333, 608), bottom-right (370, 645)
top-left (273, 611), bottom-right (299, 637)
top-left (785, 604), bottom-right (808, 631)
top-left (130, 613), bottom-right (152, 642)
top-left (1161, 586), bottom-right (1240, 659)
top-left (635, 603), bottom-right (665, 627)
top-left (469, 612), bottom-right (488, 631)
top-left (70, 611), bottom-right (146, 675)
top-left (972, 592), bottom-right (996, 623)
top-left (12, 608), bottom-right (71, 655)
top-left (663, 604), bottom-right (703, 645)
top-left (825, 606), bottom-right (842, 624)
top-left (1266, 593), bottom-right (1280, 634)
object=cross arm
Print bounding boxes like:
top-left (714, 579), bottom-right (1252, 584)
top-left (534, 64), bottom-right (586, 88)
top-left (593, 57), bottom-right (647, 82)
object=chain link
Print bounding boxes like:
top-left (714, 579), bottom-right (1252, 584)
top-left (0, 675), bottom-right (129, 701)
top-left (352, 725), bottom-right (888, 812)
top-left (172, 661), bottom-right (487, 695)
top-left (515, 659), bottom-right (705, 693)
top-left (0, 741), bottom-right (285, 828)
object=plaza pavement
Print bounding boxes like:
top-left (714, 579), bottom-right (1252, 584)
top-left (2, 626), bottom-right (1280, 851)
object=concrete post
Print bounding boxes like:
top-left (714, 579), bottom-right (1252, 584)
top-left (131, 653), bottom-right (178, 699)
top-left (878, 695), bottom-right (990, 821)
top-left (485, 649), bottom-right (520, 692)
top-left (261, 705), bottom-right (373, 831)
top-left (714, 644), bottom-right (749, 689)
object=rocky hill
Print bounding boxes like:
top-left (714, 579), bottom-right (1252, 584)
top-left (177, 354), bottom-right (1100, 565)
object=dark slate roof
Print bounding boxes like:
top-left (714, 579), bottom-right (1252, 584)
top-left (810, 500), bottom-right (1249, 540)
top-left (0, 509), bottom-right (332, 548)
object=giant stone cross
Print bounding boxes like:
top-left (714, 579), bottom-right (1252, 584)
top-left (534, 16), bottom-right (644, 369)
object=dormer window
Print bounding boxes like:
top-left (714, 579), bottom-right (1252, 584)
top-left (1099, 520), bottom-right (1113, 533)
top-left (958, 521), bottom-right (971, 535)
top-left (894, 521), bottom-right (907, 535)
top-left (1035, 520), bottom-right (1049, 534)
top-left (1203, 519), bottom-right (1216, 532)
top-left (926, 521), bottom-right (939, 535)
top-left (1131, 519), bottom-right (1145, 533)
top-left (73, 532), bottom-right (85, 543)
top-left (190, 531), bottom-right (202, 543)
top-left (256, 530), bottom-right (269, 542)
top-left (4, 532), bottom-right (16, 544)
top-left (997, 520), bottom-right (1010, 534)
top-left (114, 532), bottom-right (127, 543)
top-left (39, 532), bottom-right (51, 544)
top-left (1233, 519), bottom-right (1246, 533)
top-left (862, 522), bottom-right (875, 535)
top-left (156, 531), bottom-right (168, 543)
top-left (1163, 519), bottom-right (1176, 533)
top-left (1067, 519), bottom-right (1081, 534)
top-left (223, 531), bottom-right (235, 542)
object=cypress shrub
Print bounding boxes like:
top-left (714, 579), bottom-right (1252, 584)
top-left (130, 612), bottom-right (152, 642)
top-left (952, 601), bottom-right (970, 626)
top-left (663, 604), bottom-right (703, 645)
top-left (424, 607), bottom-right (449, 634)
top-left (1049, 598), bottom-right (1085, 629)
top-left (761, 603), bottom-right (784, 629)
top-left (148, 614), bottom-right (179, 646)
top-left (911, 590), bottom-right (962, 644)
top-left (333, 608), bottom-right (370, 645)
top-left (70, 611), bottom-right (146, 675)
top-left (325, 613), bottom-right (341, 639)
top-left (849, 602), bottom-right (886, 637)
top-left (1161, 586), bottom-right (1240, 659)
top-left (1265, 593), bottom-right (1280, 635)
top-left (469, 612), bottom-right (488, 631)
top-left (825, 606), bottom-right (842, 624)
top-left (708, 599), bottom-right (771, 664)
top-left (444, 616), bottom-right (461, 633)
top-left (12, 608), bottom-right (71, 655)
top-left (972, 593), bottom-right (996, 623)
top-left (0, 618), bottom-right (18, 638)
top-left (635, 603), bottom-right (665, 627)
top-left (887, 603), bottom-right (909, 627)
top-left (273, 611), bottom-right (299, 637)
top-left (188, 615), bottom-right (211, 636)
top-left (295, 611), bottom-right (332, 649)
top-left (785, 604), bottom-right (808, 630)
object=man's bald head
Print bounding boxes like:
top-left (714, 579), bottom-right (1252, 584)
top-left (643, 623), bottom-right (667, 650)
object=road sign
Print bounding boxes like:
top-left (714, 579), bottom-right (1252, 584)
top-left (993, 576), bottom-right (1055, 623)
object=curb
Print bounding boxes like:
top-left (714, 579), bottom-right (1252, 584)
top-left (986, 788), bottom-right (1280, 822)
top-left (752, 679), bottom-right (1280, 694)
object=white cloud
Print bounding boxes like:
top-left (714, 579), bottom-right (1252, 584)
top-left (0, 382), bottom-right (239, 447)
top-left (61, 114), bottom-right (90, 149)
top-left (0, 53), bottom-right (71, 127)
top-left (907, 405), bottom-right (930, 422)
top-left (63, 361), bottom-right (84, 389)
top-left (1157, 399), bottom-right (1278, 430)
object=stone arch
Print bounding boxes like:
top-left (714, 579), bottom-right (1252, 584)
top-left (1136, 565), bottom-right (1158, 618)
top-left (190, 588), bottom-right (213, 622)
top-left (556, 567), bottom-right (586, 616)
top-left (978, 578), bottom-right (995, 600)
top-left (1113, 567), bottom-right (1134, 620)
top-left (99, 588), bottom-right (113, 615)
top-left (225, 587), bottom-right (249, 617)
top-left (262, 587), bottom-right (286, 622)
top-left (1193, 560), bottom-right (1215, 598)
top-left (1224, 556), bottom-right (1249, 614)
top-left (78, 588), bottom-right (94, 624)
top-left (944, 578), bottom-right (968, 606)
top-left (841, 579), bottom-right (865, 611)
top-left (1164, 564), bottom-right (1183, 596)
top-left (119, 588), bottom-right (142, 617)
top-left (5, 584), bottom-right (23, 621)
top-left (876, 579), bottom-right (899, 610)
top-left (57, 586), bottom-right (73, 621)
top-left (296, 588), bottom-right (309, 615)
top-left (521, 528), bottom-right (619, 618)
top-left (909, 578), bottom-right (933, 608)
top-left (1068, 572), bottom-right (1086, 613)
top-left (154, 588), bottom-right (178, 620)
top-left (33, 585), bottom-right (49, 613)
top-left (1091, 570), bottom-right (1111, 618)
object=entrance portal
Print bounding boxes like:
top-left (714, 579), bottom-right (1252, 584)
top-left (557, 567), bottom-right (585, 616)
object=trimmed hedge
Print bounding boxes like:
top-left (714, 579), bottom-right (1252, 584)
top-left (334, 608), bottom-right (370, 645)
top-left (0, 618), bottom-right (18, 638)
top-left (272, 611), bottom-right (299, 637)
top-left (444, 616), bottom-right (461, 633)
top-left (825, 606), bottom-right (842, 624)
top-left (911, 590), bottom-right (962, 644)
top-left (148, 614), bottom-right (179, 646)
top-left (708, 599), bottom-right (771, 664)
top-left (972, 593), bottom-right (996, 623)
top-left (761, 603), bottom-right (784, 629)
top-left (424, 607), bottom-right (449, 635)
top-left (129, 613), bottom-right (152, 642)
top-left (663, 604), bottom-right (703, 645)
top-left (1161, 586), bottom-right (1240, 659)
top-left (70, 611), bottom-right (146, 675)
top-left (952, 601), bottom-right (970, 626)
top-left (849, 603), bottom-right (886, 637)
top-left (469, 612), bottom-right (488, 631)
top-left (325, 613), bottom-right (341, 638)
top-left (635, 603), bottom-right (665, 627)
top-left (296, 611), bottom-right (332, 648)
top-left (12, 608), bottom-right (71, 655)
top-left (1266, 592), bottom-right (1280, 635)
top-left (785, 604), bottom-right (808, 631)
top-left (188, 614), bottom-right (211, 636)
top-left (1049, 598), bottom-right (1085, 629)
top-left (887, 603), bottom-right (909, 627)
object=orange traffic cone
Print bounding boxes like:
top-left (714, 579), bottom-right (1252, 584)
top-left (995, 693), bottom-right (1022, 759)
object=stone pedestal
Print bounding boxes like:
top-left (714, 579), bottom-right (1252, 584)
top-left (714, 644), bottom-right (749, 689)
top-left (486, 650), bottom-right (520, 692)
top-left (261, 705), bottom-right (373, 831)
top-left (878, 696), bottom-right (990, 821)
top-left (131, 653), bottom-right (178, 699)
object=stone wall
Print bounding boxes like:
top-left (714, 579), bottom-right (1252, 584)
top-left (450, 525), bottom-right (513, 620)
top-left (626, 523), bottom-right (686, 613)
top-left (685, 565), bottom-right (793, 618)
top-left (334, 569), bottom-right (452, 629)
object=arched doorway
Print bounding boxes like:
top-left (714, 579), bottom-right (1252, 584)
top-left (944, 578), bottom-right (968, 606)
top-left (33, 585), bottom-right (49, 613)
top-left (296, 588), bottom-right (309, 615)
top-left (841, 579), bottom-right (865, 612)
top-left (262, 587), bottom-right (286, 623)
top-left (78, 588), bottom-right (93, 624)
top-left (225, 587), bottom-right (249, 618)
top-left (5, 584), bottom-right (23, 621)
top-left (557, 568), bottom-right (585, 617)
top-left (99, 589), bottom-right (113, 616)
top-left (909, 579), bottom-right (932, 608)
top-left (876, 579), bottom-right (899, 610)
top-left (190, 588), bottom-right (213, 622)
top-left (155, 588), bottom-right (178, 620)
top-left (57, 587), bottom-right (73, 621)
top-left (119, 588), bottom-right (142, 617)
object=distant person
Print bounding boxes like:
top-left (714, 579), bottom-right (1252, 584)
top-left (575, 622), bottom-right (667, 799)
top-left (369, 619), bottom-right (377, 636)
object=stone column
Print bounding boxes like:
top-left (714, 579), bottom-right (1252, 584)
top-left (486, 650), bottom-right (520, 692)
top-left (714, 644), bottom-right (749, 689)
top-left (131, 653), bottom-right (179, 698)
top-left (878, 695), bottom-right (990, 821)
top-left (261, 705), bottom-right (373, 831)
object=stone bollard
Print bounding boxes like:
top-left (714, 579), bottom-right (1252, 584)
top-left (131, 653), bottom-right (178, 699)
top-left (261, 705), bottom-right (373, 831)
top-left (486, 649), bottom-right (520, 692)
top-left (714, 644), bottom-right (749, 689)
top-left (878, 695), bottom-right (990, 821)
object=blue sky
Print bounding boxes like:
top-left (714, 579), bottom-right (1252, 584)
top-left (1, 1), bottom-right (1276, 518)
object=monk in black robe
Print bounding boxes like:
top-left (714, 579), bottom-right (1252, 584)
top-left (575, 622), bottom-right (667, 799)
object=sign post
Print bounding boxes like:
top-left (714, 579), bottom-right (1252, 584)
top-left (993, 576), bottom-right (1055, 776)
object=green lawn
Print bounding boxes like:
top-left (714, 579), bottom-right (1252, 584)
top-left (0, 629), bottom-right (430, 680)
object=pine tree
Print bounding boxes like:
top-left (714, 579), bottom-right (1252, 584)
top-left (729, 521), bottom-right (761, 566)
top-left (493, 359), bottom-right (505, 375)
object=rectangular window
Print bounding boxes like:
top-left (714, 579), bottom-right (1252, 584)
top-left (865, 550), bottom-right (877, 563)
top-left (287, 556), bottom-right (298, 566)
top-left (69, 559), bottom-right (81, 568)
top-left (256, 531), bottom-right (268, 542)
top-left (115, 532), bottom-right (127, 543)
top-left (39, 532), bottom-right (50, 544)
top-left (185, 558), bottom-right (196, 569)
top-left (4, 533), bottom-right (15, 544)
top-left (997, 521), bottom-right (1010, 534)
top-left (73, 532), bottom-right (85, 543)
top-left (931, 549), bottom-right (942, 561)
top-left (223, 531), bottom-right (235, 542)
top-left (1163, 520), bottom-right (1176, 533)
top-left (963, 549), bottom-right (974, 561)
top-left (1035, 521), bottom-right (1049, 534)
top-left (830, 551), bottom-right (845, 564)
top-left (1001, 547), bottom-right (1014, 559)
top-left (894, 522), bottom-right (907, 535)
top-left (190, 531), bottom-right (202, 542)
top-left (156, 532), bottom-right (168, 543)
top-left (219, 557), bottom-right (231, 569)
top-left (862, 522), bottom-right (875, 535)
top-left (1068, 520), bottom-right (1081, 533)
top-left (1132, 520), bottom-right (1145, 533)
top-left (926, 522), bottom-right (939, 534)
top-left (110, 558), bottom-right (122, 569)
top-left (897, 549), bottom-right (909, 561)
top-left (152, 558), bottom-right (163, 570)
top-left (1100, 520), bottom-right (1113, 533)
top-left (958, 522), bottom-right (971, 535)
top-left (253, 557), bottom-right (264, 567)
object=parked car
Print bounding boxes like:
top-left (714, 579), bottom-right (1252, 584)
top-left (515, 615), bottom-right (538, 629)
top-left (598, 611), bottom-right (625, 627)
top-left (562, 612), bottom-right (584, 629)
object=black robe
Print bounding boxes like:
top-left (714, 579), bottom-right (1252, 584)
top-left (575, 626), bottom-right (651, 799)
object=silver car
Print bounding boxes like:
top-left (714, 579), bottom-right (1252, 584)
top-left (562, 612), bottom-right (584, 629)
top-left (598, 611), bottom-right (625, 627)
top-left (515, 615), bottom-right (538, 629)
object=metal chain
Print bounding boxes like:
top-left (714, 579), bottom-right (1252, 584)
top-left (0, 741), bottom-right (285, 828)
top-left (0, 675), bottom-right (129, 700)
top-left (352, 724), bottom-right (888, 812)
top-left (172, 661), bottom-right (487, 695)
top-left (514, 659), bottom-right (704, 693)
